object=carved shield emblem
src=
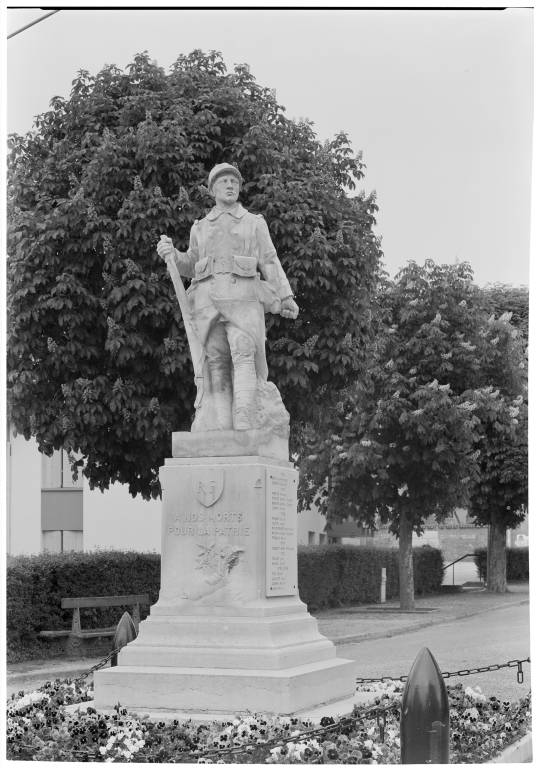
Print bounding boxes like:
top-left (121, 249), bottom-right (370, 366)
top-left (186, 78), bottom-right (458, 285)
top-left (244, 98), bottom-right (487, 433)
top-left (192, 468), bottom-right (224, 507)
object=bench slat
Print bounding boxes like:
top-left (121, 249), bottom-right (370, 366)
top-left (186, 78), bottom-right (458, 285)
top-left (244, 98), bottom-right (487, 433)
top-left (40, 627), bottom-right (116, 638)
top-left (61, 594), bottom-right (150, 609)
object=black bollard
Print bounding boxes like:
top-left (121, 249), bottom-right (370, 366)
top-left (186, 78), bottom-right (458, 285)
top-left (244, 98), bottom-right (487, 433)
top-left (400, 647), bottom-right (449, 764)
top-left (110, 611), bottom-right (137, 667)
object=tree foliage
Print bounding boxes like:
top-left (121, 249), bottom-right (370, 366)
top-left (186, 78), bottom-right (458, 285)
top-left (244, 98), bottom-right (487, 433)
top-left (7, 50), bottom-right (382, 499)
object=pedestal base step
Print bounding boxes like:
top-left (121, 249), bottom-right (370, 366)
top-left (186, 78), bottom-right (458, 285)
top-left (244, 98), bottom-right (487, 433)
top-left (94, 657), bottom-right (357, 716)
top-left (66, 690), bottom-right (375, 724)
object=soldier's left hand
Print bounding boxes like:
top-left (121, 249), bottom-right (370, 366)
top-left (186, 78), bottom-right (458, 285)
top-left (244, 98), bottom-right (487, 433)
top-left (280, 297), bottom-right (299, 319)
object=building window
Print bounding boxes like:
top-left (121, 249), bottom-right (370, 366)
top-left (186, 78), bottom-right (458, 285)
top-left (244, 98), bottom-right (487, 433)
top-left (42, 449), bottom-right (83, 489)
top-left (319, 533), bottom-right (327, 545)
top-left (43, 530), bottom-right (83, 553)
top-left (308, 531), bottom-right (316, 545)
top-left (41, 449), bottom-right (83, 552)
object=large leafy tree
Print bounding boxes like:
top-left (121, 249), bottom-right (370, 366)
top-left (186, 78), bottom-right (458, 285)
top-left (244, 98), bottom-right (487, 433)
top-left (7, 50), bottom-right (382, 499)
top-left (300, 260), bottom-right (527, 608)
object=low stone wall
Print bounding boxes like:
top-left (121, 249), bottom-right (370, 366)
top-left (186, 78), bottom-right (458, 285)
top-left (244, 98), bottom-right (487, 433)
top-left (439, 526), bottom-right (487, 562)
top-left (373, 525), bottom-right (488, 563)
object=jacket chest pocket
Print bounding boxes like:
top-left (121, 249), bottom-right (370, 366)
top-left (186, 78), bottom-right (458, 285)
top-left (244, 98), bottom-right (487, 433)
top-left (194, 257), bottom-right (210, 280)
top-left (232, 255), bottom-right (257, 277)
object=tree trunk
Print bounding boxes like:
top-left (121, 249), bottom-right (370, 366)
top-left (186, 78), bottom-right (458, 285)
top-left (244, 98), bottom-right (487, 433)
top-left (398, 509), bottom-right (415, 610)
top-left (486, 510), bottom-right (508, 593)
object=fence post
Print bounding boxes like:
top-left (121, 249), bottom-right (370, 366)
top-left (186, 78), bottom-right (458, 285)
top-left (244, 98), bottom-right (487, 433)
top-left (111, 612), bottom-right (137, 667)
top-left (380, 568), bottom-right (387, 603)
top-left (400, 647), bottom-right (449, 764)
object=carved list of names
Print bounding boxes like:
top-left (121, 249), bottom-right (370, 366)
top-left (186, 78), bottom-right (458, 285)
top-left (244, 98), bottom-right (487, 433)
top-left (266, 469), bottom-right (298, 596)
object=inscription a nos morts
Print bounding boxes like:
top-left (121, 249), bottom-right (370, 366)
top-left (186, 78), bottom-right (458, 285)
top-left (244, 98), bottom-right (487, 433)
top-left (169, 510), bottom-right (250, 537)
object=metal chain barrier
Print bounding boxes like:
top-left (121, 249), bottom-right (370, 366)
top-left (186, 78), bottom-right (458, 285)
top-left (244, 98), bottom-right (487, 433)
top-left (356, 657), bottom-right (530, 685)
top-left (74, 647), bottom-right (121, 682)
top-left (10, 702), bottom-right (400, 761)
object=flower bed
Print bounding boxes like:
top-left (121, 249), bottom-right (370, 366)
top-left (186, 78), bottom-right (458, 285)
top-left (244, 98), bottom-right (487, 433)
top-left (6, 677), bottom-right (531, 763)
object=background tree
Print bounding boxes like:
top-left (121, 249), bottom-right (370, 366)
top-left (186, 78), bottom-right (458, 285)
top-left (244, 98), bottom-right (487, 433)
top-left (482, 283), bottom-right (529, 340)
top-left (7, 50), bottom-right (382, 499)
top-left (300, 260), bottom-right (527, 608)
top-left (468, 390), bottom-right (528, 593)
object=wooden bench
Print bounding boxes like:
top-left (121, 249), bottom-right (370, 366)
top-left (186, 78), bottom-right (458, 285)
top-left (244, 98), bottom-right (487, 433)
top-left (39, 594), bottom-right (150, 656)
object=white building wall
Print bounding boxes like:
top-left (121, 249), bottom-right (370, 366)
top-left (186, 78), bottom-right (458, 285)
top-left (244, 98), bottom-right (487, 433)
top-left (8, 434), bottom-right (42, 555)
top-left (82, 478), bottom-right (162, 553)
top-left (297, 505), bottom-right (327, 545)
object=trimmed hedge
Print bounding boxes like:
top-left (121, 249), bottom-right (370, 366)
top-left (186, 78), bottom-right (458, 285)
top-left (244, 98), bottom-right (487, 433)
top-left (474, 547), bottom-right (529, 582)
top-left (298, 544), bottom-right (444, 611)
top-left (7, 544), bottom-right (444, 662)
top-left (7, 550), bottom-right (160, 662)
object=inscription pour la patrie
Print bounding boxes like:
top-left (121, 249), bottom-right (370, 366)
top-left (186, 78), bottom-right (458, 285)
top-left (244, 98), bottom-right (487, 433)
top-left (168, 510), bottom-right (250, 537)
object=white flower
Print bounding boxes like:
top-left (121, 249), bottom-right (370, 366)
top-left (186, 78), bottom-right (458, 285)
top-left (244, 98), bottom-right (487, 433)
top-left (15, 691), bottom-right (49, 711)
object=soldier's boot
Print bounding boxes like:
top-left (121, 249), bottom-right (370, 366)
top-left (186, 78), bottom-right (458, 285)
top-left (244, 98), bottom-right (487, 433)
top-left (233, 360), bottom-right (257, 431)
top-left (210, 368), bottom-right (233, 431)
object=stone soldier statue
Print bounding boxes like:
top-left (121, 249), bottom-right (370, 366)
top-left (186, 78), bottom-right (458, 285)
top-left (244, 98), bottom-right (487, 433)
top-left (157, 163), bottom-right (299, 434)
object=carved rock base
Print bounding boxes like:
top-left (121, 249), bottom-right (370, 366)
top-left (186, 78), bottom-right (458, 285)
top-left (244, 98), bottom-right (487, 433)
top-left (93, 659), bottom-right (357, 716)
top-left (94, 443), bottom-right (355, 715)
top-left (172, 427), bottom-right (288, 461)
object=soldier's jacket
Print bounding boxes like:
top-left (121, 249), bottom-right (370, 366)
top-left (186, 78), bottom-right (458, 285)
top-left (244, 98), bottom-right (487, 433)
top-left (173, 203), bottom-right (293, 315)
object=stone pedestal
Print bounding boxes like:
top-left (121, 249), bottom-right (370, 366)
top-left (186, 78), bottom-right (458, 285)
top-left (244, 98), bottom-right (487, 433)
top-left (94, 433), bottom-right (356, 716)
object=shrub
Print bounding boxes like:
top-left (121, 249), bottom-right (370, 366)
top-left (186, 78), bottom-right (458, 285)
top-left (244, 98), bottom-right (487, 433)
top-left (7, 544), bottom-right (444, 661)
top-left (7, 550), bottom-right (161, 662)
top-left (298, 544), bottom-right (444, 610)
top-left (474, 547), bottom-right (529, 582)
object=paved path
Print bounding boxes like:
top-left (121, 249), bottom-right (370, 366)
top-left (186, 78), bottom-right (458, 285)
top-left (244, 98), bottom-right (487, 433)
top-left (312, 584), bottom-right (529, 645)
top-left (338, 603), bottom-right (530, 703)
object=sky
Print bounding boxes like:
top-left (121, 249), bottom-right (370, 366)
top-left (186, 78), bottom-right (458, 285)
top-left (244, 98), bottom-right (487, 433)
top-left (5, 5), bottom-right (534, 288)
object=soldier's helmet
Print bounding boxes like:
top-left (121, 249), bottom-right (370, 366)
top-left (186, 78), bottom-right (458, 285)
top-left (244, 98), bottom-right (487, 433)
top-left (208, 163), bottom-right (243, 192)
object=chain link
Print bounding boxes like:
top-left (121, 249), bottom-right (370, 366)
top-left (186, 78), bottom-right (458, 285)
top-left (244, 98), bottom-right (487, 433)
top-left (356, 657), bottom-right (530, 685)
top-left (74, 647), bottom-right (120, 682)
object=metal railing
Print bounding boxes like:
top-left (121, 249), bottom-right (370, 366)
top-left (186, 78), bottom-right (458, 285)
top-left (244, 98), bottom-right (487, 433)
top-left (443, 552), bottom-right (483, 586)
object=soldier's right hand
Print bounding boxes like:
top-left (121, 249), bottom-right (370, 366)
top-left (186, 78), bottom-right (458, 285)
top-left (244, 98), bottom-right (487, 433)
top-left (157, 235), bottom-right (175, 262)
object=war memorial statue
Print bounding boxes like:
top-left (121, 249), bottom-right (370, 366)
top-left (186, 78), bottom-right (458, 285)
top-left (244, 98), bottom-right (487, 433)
top-left (157, 163), bottom-right (299, 436)
top-left (94, 164), bottom-right (355, 717)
